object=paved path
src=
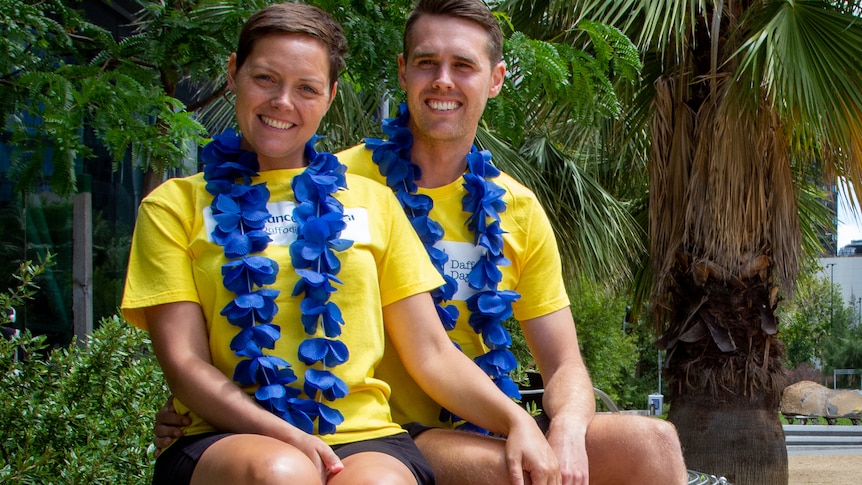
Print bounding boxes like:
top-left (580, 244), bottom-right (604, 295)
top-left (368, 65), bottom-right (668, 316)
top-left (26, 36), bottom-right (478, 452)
top-left (786, 425), bottom-right (861, 484)
top-left (789, 454), bottom-right (862, 485)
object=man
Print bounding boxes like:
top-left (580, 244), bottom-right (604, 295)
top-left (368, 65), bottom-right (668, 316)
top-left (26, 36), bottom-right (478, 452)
top-left (156, 1), bottom-right (688, 483)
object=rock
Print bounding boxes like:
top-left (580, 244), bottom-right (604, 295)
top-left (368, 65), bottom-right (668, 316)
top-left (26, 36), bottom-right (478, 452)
top-left (781, 380), bottom-right (862, 419)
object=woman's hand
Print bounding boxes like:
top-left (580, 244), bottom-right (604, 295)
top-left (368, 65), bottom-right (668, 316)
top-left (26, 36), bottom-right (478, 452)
top-left (286, 431), bottom-right (345, 482)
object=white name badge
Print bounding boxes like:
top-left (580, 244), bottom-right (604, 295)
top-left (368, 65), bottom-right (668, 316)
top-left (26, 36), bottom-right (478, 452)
top-left (436, 240), bottom-right (486, 301)
top-left (204, 201), bottom-right (371, 246)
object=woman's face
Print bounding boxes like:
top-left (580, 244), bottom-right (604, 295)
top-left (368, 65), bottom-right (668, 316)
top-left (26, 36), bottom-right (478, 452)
top-left (228, 33), bottom-right (336, 170)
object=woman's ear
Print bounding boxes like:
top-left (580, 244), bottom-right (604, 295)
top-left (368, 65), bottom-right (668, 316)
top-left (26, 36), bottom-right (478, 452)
top-left (227, 53), bottom-right (238, 92)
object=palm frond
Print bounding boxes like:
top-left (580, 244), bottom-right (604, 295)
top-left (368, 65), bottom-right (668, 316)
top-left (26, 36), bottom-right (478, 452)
top-left (734, 0), bottom-right (862, 177)
top-left (477, 129), bottom-right (643, 288)
top-left (499, 0), bottom-right (641, 43)
top-left (796, 181), bottom-right (837, 264)
top-left (319, 81), bottom-right (388, 153)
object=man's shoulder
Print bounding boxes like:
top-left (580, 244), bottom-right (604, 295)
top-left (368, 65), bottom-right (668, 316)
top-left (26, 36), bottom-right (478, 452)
top-left (337, 143), bottom-right (373, 167)
top-left (337, 143), bottom-right (370, 158)
top-left (338, 143), bottom-right (384, 182)
top-left (494, 169), bottom-right (541, 204)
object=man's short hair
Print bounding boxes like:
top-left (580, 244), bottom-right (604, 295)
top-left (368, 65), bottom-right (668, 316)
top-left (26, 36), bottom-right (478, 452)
top-left (403, 0), bottom-right (503, 64)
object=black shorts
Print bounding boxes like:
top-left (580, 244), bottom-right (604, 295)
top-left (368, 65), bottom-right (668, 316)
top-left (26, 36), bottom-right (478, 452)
top-left (403, 412), bottom-right (551, 439)
top-left (152, 431), bottom-right (434, 485)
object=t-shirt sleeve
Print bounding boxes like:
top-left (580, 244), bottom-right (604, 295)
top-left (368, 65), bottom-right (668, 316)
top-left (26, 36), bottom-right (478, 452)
top-left (511, 197), bottom-right (570, 322)
top-left (121, 185), bottom-right (200, 331)
top-left (375, 189), bottom-right (444, 307)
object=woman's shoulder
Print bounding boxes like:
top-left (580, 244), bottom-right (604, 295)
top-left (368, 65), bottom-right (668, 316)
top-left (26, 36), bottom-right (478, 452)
top-left (146, 171), bottom-right (205, 194)
top-left (140, 172), bottom-right (208, 209)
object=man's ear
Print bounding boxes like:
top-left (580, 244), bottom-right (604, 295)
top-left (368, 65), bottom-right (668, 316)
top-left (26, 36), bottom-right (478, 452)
top-left (397, 53), bottom-right (407, 90)
top-left (488, 61), bottom-right (506, 99)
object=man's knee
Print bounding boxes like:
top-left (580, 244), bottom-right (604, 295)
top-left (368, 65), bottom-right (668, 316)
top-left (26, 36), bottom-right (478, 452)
top-left (415, 429), bottom-right (509, 484)
top-left (652, 418), bottom-right (683, 449)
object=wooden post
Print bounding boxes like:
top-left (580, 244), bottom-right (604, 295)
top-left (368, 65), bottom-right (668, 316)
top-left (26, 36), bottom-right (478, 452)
top-left (72, 178), bottom-right (93, 346)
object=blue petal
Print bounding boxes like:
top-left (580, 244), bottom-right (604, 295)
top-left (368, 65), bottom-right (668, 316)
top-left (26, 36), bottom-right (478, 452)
top-left (495, 375), bottom-right (521, 399)
top-left (255, 383), bottom-right (287, 401)
top-left (304, 369), bottom-right (349, 401)
top-left (321, 302), bottom-right (344, 338)
top-left (298, 338), bottom-right (349, 366)
top-left (483, 322), bottom-right (512, 349)
top-left (282, 401), bottom-right (316, 434)
top-left (297, 339), bottom-right (326, 365)
top-left (316, 402), bottom-right (344, 435)
top-left (474, 349), bottom-right (518, 376)
top-left (436, 303), bottom-right (459, 331)
top-left (230, 325), bottom-right (282, 353)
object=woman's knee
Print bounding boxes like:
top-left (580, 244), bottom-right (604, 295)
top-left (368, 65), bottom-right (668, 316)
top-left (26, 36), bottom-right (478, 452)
top-left (244, 449), bottom-right (320, 484)
top-left (328, 452), bottom-right (418, 485)
top-left (192, 435), bottom-right (321, 485)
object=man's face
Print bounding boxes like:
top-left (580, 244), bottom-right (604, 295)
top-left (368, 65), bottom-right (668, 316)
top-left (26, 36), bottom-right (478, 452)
top-left (398, 14), bottom-right (505, 146)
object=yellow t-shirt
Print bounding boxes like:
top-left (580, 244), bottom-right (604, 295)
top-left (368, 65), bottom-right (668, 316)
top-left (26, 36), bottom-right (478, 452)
top-left (339, 144), bottom-right (570, 428)
top-left (122, 168), bottom-right (444, 445)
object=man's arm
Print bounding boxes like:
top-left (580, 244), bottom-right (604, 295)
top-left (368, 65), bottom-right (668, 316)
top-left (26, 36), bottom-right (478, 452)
top-left (521, 307), bottom-right (594, 485)
top-left (384, 292), bottom-right (561, 485)
top-left (152, 396), bottom-right (189, 457)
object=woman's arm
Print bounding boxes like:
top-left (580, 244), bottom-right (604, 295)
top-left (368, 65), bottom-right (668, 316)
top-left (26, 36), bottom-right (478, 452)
top-left (144, 301), bottom-right (343, 476)
top-left (383, 293), bottom-right (561, 485)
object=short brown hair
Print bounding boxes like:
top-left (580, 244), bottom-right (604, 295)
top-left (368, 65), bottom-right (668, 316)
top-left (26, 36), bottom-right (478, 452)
top-left (403, 0), bottom-right (503, 64)
top-left (235, 2), bottom-right (347, 86)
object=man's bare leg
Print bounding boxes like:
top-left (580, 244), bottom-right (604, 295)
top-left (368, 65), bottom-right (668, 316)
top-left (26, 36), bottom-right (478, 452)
top-left (414, 429), bottom-right (510, 485)
top-left (415, 414), bottom-right (687, 485)
top-left (582, 414), bottom-right (687, 485)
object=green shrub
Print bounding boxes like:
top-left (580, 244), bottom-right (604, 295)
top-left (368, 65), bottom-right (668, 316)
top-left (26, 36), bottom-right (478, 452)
top-left (0, 316), bottom-right (167, 483)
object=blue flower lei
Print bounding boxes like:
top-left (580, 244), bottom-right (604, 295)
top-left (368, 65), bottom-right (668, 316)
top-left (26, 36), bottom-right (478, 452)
top-left (202, 129), bottom-right (352, 435)
top-left (364, 104), bottom-right (521, 428)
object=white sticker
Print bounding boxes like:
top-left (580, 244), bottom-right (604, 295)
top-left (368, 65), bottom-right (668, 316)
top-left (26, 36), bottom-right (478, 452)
top-left (204, 202), bottom-right (370, 246)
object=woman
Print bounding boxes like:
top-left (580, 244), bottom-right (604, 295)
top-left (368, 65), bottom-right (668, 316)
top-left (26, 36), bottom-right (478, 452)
top-left (121, 3), bottom-right (558, 485)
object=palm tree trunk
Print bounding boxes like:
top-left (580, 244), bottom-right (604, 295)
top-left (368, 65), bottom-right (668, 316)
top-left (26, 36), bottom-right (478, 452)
top-left (661, 254), bottom-right (789, 484)
top-left (669, 394), bottom-right (788, 484)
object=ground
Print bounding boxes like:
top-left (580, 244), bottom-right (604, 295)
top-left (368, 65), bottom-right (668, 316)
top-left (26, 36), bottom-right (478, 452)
top-left (788, 454), bottom-right (861, 485)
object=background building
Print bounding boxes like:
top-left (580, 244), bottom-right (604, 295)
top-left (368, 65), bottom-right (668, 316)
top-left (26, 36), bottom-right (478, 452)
top-left (819, 245), bottom-right (862, 320)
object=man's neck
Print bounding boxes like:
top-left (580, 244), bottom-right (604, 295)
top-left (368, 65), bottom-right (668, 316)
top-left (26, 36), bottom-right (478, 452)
top-left (409, 135), bottom-right (475, 189)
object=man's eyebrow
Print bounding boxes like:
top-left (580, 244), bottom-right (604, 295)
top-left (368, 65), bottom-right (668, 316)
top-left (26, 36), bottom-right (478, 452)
top-left (410, 49), bottom-right (436, 59)
top-left (410, 50), bottom-right (479, 65)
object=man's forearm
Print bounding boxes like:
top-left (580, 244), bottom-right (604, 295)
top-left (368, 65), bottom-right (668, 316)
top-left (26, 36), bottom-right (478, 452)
top-left (541, 361), bottom-right (595, 434)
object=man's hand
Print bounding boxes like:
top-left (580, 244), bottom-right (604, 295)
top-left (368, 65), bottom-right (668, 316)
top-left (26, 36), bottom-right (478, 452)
top-left (505, 418), bottom-right (562, 485)
top-left (153, 396), bottom-right (190, 457)
top-left (545, 418), bottom-right (589, 485)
